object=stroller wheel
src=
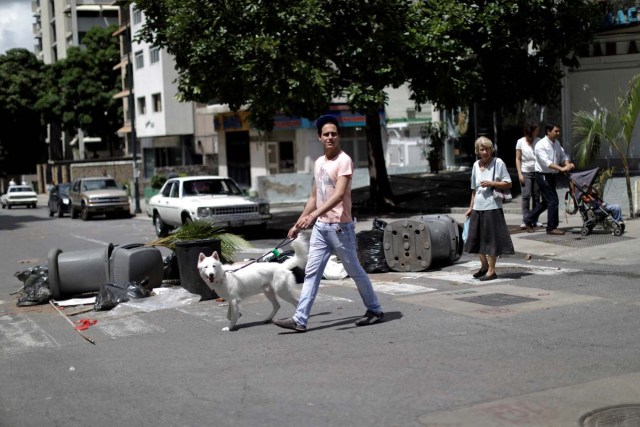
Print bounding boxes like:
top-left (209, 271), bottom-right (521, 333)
top-left (580, 227), bottom-right (590, 236)
top-left (613, 227), bottom-right (623, 237)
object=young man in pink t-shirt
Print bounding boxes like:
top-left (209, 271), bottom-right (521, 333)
top-left (273, 115), bottom-right (384, 332)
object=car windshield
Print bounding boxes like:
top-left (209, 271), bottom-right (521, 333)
top-left (182, 179), bottom-right (243, 196)
top-left (83, 179), bottom-right (120, 191)
top-left (58, 184), bottom-right (71, 195)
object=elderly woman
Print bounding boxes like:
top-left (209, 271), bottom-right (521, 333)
top-left (464, 136), bottom-right (515, 281)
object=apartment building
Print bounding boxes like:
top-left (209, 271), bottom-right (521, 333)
top-left (32, 0), bottom-right (119, 160)
top-left (115, 3), bottom-right (199, 179)
top-left (562, 1), bottom-right (640, 170)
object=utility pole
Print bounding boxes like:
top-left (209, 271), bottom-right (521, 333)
top-left (126, 26), bottom-right (141, 214)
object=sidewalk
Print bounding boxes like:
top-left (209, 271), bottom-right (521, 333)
top-left (87, 172), bottom-right (638, 267)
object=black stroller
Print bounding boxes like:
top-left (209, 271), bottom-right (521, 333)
top-left (565, 168), bottom-right (625, 236)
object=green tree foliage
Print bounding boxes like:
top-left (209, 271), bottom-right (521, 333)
top-left (0, 48), bottom-right (47, 176)
top-left (135, 0), bottom-right (414, 209)
top-left (572, 74), bottom-right (640, 218)
top-left (134, 0), bottom-right (599, 209)
top-left (38, 25), bottom-right (122, 158)
top-left (408, 0), bottom-right (600, 111)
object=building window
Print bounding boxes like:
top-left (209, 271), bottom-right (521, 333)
top-left (135, 50), bottom-right (144, 69)
top-left (137, 97), bottom-right (146, 115)
top-left (152, 93), bottom-right (162, 112)
top-left (132, 6), bottom-right (142, 24)
top-left (150, 46), bottom-right (160, 64)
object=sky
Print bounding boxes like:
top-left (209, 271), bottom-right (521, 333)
top-left (0, 0), bottom-right (34, 55)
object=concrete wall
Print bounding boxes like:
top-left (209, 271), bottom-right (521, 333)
top-left (257, 166), bottom-right (427, 204)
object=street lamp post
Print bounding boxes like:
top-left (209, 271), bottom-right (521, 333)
top-left (126, 27), bottom-right (141, 214)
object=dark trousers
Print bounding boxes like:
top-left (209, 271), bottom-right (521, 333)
top-left (526, 173), bottom-right (559, 231)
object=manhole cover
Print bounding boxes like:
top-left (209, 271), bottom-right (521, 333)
top-left (455, 293), bottom-right (539, 307)
top-left (520, 231), bottom-right (633, 248)
top-left (579, 404), bottom-right (640, 426)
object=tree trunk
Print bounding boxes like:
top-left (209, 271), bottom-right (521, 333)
top-left (624, 169), bottom-right (635, 219)
top-left (365, 108), bottom-right (395, 211)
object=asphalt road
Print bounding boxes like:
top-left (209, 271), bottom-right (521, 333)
top-left (1, 203), bottom-right (640, 427)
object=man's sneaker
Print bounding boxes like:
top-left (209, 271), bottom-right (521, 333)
top-left (273, 317), bottom-right (306, 332)
top-left (536, 222), bottom-right (544, 227)
top-left (355, 310), bottom-right (384, 326)
top-left (520, 223), bottom-right (526, 229)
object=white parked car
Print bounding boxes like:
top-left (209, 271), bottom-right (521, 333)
top-left (1, 185), bottom-right (38, 209)
top-left (147, 176), bottom-right (271, 237)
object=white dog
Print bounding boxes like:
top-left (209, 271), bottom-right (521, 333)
top-left (197, 235), bottom-right (308, 331)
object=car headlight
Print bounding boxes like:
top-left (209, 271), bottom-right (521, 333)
top-left (62, 198), bottom-right (70, 205)
top-left (197, 207), bottom-right (212, 218)
top-left (259, 203), bottom-right (270, 215)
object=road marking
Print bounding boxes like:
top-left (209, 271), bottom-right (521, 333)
top-left (70, 234), bottom-right (110, 245)
top-left (0, 314), bottom-right (59, 356)
top-left (97, 315), bottom-right (165, 339)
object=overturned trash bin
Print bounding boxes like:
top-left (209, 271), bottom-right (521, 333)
top-left (48, 245), bottom-right (111, 299)
top-left (174, 239), bottom-right (221, 300)
top-left (383, 215), bottom-right (462, 272)
top-left (48, 244), bottom-right (163, 299)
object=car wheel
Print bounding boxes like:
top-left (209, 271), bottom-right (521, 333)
top-left (7, 205), bottom-right (11, 209)
top-left (154, 214), bottom-right (170, 237)
top-left (49, 208), bottom-right (54, 217)
top-left (81, 204), bottom-right (91, 221)
top-left (70, 204), bottom-right (78, 219)
top-left (183, 216), bottom-right (193, 225)
top-left (57, 204), bottom-right (64, 218)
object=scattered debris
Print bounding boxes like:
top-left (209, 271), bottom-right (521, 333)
top-left (49, 300), bottom-right (95, 345)
top-left (15, 266), bottom-right (50, 307)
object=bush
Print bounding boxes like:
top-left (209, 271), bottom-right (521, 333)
top-left (151, 175), bottom-right (167, 189)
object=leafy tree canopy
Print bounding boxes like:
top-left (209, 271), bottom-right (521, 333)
top-left (38, 25), bottom-right (122, 144)
top-left (408, 0), bottom-right (600, 111)
top-left (136, 0), bottom-right (413, 130)
top-left (0, 48), bottom-right (46, 175)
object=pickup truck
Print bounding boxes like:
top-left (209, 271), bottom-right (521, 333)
top-left (69, 177), bottom-right (130, 220)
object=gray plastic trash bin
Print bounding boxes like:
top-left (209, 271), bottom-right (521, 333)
top-left (383, 215), bottom-right (462, 272)
top-left (48, 245), bottom-right (112, 299)
top-left (174, 239), bottom-right (221, 300)
top-left (109, 243), bottom-right (164, 290)
top-left (48, 243), bottom-right (164, 300)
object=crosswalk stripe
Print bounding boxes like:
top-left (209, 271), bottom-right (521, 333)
top-left (0, 314), bottom-right (59, 356)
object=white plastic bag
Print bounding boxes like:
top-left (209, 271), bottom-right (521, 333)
top-left (462, 217), bottom-right (470, 241)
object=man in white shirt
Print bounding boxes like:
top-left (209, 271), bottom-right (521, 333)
top-left (524, 123), bottom-right (575, 235)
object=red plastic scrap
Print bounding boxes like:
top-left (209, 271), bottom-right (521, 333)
top-left (74, 318), bottom-right (98, 331)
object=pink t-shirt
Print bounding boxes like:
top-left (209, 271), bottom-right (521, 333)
top-left (314, 150), bottom-right (353, 223)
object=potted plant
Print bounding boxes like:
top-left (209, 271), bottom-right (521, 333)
top-left (420, 122), bottom-right (448, 174)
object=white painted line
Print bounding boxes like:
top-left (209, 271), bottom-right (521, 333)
top-left (97, 315), bottom-right (165, 339)
top-left (315, 293), bottom-right (353, 303)
top-left (373, 282), bottom-right (438, 295)
top-left (0, 314), bottom-right (59, 356)
top-left (70, 234), bottom-right (110, 245)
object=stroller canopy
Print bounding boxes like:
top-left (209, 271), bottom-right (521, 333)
top-left (570, 168), bottom-right (599, 200)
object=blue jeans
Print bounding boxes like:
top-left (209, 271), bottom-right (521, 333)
top-left (527, 173), bottom-right (559, 231)
top-left (604, 203), bottom-right (623, 222)
top-left (293, 221), bottom-right (382, 326)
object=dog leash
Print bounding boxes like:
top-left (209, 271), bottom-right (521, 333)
top-left (226, 237), bottom-right (296, 273)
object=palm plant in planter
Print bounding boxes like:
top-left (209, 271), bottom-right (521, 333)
top-left (420, 122), bottom-right (448, 174)
top-left (146, 220), bottom-right (251, 263)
